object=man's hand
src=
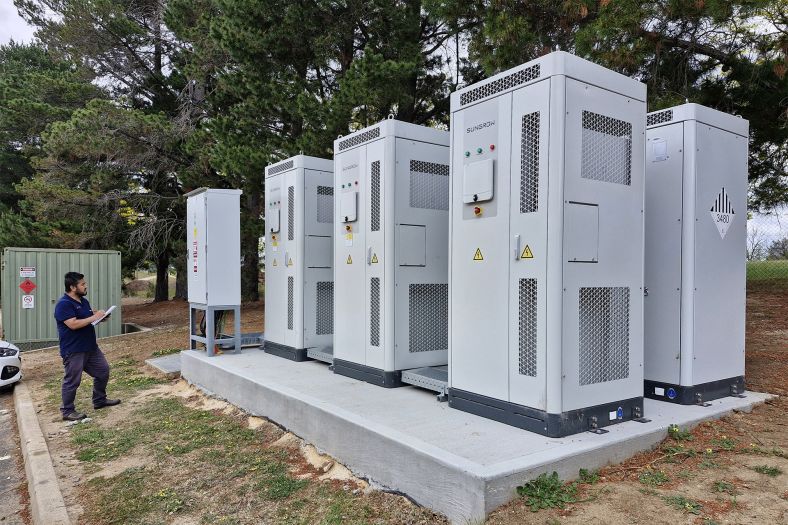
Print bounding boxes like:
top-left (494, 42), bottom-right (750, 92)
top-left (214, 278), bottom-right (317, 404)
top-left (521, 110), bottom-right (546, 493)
top-left (100, 313), bottom-right (111, 323)
top-left (93, 310), bottom-right (106, 321)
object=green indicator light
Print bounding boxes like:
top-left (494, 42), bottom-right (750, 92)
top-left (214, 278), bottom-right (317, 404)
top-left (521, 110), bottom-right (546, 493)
top-left (476, 147), bottom-right (483, 154)
top-left (464, 151), bottom-right (470, 157)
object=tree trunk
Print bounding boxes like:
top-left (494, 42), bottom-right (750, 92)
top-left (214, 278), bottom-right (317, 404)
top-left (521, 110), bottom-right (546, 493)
top-left (154, 251), bottom-right (170, 302)
top-left (241, 186), bottom-right (263, 302)
top-left (173, 248), bottom-right (188, 300)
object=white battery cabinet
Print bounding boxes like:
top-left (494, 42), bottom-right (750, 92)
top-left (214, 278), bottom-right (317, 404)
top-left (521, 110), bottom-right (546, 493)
top-left (644, 104), bottom-right (748, 404)
top-left (333, 119), bottom-right (450, 387)
top-left (448, 52), bottom-right (647, 436)
top-left (186, 188), bottom-right (242, 356)
top-left (264, 155), bottom-right (334, 361)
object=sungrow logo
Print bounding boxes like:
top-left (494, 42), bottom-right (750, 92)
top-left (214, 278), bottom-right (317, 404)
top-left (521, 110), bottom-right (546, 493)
top-left (466, 121), bottom-right (495, 134)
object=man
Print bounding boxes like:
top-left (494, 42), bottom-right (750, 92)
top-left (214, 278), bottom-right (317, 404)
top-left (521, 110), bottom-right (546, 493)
top-left (54, 272), bottom-right (120, 421)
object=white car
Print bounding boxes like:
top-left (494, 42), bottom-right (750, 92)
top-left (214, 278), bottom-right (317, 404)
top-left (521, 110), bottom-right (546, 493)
top-left (0, 341), bottom-right (22, 389)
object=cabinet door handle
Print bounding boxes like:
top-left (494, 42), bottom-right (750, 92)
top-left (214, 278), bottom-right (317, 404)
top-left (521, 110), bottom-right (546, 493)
top-left (514, 234), bottom-right (521, 261)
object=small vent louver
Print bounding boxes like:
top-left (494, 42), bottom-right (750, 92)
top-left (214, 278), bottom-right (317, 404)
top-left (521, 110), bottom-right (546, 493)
top-left (520, 112), bottom-right (540, 214)
top-left (371, 161), bottom-right (381, 231)
top-left (370, 278), bottom-right (381, 346)
top-left (287, 276), bottom-right (294, 330)
top-left (579, 287), bottom-right (630, 386)
top-left (408, 284), bottom-right (449, 353)
top-left (409, 160), bottom-right (449, 211)
top-left (316, 186), bottom-right (333, 224)
top-left (460, 64), bottom-right (540, 106)
top-left (647, 109), bottom-right (673, 127)
top-left (518, 278), bottom-right (537, 376)
top-left (316, 281), bottom-right (333, 335)
top-left (287, 186), bottom-right (295, 240)
top-left (338, 127), bottom-right (381, 151)
top-left (267, 160), bottom-right (294, 176)
top-left (581, 111), bottom-right (632, 186)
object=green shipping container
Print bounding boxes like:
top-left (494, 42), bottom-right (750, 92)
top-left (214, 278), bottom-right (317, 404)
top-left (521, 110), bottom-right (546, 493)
top-left (1, 248), bottom-right (122, 350)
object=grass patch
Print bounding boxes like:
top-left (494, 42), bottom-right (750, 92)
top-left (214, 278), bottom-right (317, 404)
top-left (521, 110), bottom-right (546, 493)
top-left (639, 469), bottom-right (669, 487)
top-left (712, 480), bottom-right (737, 495)
top-left (710, 436), bottom-right (737, 451)
top-left (151, 348), bottom-right (182, 358)
top-left (668, 424), bottom-right (693, 441)
top-left (663, 494), bottom-right (703, 515)
top-left (516, 472), bottom-right (577, 512)
top-left (746, 260), bottom-right (788, 282)
top-left (578, 468), bottom-right (600, 484)
top-left (752, 465), bottom-right (783, 477)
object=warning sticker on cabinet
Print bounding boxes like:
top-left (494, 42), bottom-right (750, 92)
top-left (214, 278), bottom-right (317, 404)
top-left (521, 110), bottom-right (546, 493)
top-left (346, 255), bottom-right (353, 264)
top-left (371, 253), bottom-right (379, 264)
top-left (521, 245), bottom-right (534, 259)
top-left (709, 187), bottom-right (735, 239)
top-left (473, 248), bottom-right (484, 261)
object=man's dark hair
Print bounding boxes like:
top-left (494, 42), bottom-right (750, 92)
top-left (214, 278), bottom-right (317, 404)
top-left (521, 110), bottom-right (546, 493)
top-left (64, 272), bottom-right (84, 293)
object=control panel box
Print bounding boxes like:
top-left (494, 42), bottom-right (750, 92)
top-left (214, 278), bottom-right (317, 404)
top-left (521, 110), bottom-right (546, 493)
top-left (186, 188), bottom-right (242, 307)
top-left (645, 104), bottom-right (748, 404)
top-left (333, 119), bottom-right (450, 387)
top-left (264, 155), bottom-right (334, 361)
top-left (448, 51), bottom-right (647, 436)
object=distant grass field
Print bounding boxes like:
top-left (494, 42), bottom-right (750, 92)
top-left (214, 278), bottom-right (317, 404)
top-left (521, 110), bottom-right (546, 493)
top-left (747, 259), bottom-right (788, 283)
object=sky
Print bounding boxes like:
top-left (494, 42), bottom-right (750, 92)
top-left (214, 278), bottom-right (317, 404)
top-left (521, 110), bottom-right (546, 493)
top-left (0, 0), bottom-right (36, 45)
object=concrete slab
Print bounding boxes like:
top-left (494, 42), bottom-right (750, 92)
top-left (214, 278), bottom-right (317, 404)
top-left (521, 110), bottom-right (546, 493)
top-left (145, 353), bottom-right (182, 379)
top-left (180, 349), bottom-right (771, 524)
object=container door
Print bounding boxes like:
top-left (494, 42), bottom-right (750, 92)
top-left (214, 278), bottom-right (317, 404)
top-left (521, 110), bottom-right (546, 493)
top-left (334, 147), bottom-right (367, 365)
top-left (264, 176), bottom-right (286, 345)
top-left (364, 140), bottom-right (386, 370)
top-left (644, 123), bottom-right (683, 385)
top-left (508, 80), bottom-right (550, 410)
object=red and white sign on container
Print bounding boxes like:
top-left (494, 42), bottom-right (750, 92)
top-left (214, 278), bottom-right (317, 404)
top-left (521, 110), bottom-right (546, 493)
top-left (19, 266), bottom-right (36, 278)
top-left (22, 295), bottom-right (34, 309)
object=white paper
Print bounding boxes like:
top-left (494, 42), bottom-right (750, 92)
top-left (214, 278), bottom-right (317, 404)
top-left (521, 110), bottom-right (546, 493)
top-left (91, 305), bottom-right (116, 325)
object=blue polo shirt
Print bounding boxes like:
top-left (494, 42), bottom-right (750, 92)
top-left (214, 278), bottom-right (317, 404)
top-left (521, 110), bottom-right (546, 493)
top-left (54, 294), bottom-right (99, 358)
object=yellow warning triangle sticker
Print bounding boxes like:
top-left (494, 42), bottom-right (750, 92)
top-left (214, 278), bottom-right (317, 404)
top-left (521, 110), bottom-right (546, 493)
top-left (287, 258), bottom-right (293, 266)
top-left (473, 248), bottom-right (484, 261)
top-left (272, 259), bottom-right (278, 266)
top-left (521, 245), bottom-right (534, 259)
top-left (346, 255), bottom-right (353, 264)
top-left (371, 253), bottom-right (379, 264)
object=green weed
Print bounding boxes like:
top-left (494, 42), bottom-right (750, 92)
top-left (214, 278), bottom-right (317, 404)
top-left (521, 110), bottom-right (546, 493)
top-left (639, 469), bottom-right (669, 487)
top-left (752, 465), bottom-right (782, 477)
top-left (578, 468), bottom-right (600, 484)
top-left (516, 472), bottom-right (578, 512)
top-left (663, 494), bottom-right (703, 515)
top-left (667, 424), bottom-right (694, 441)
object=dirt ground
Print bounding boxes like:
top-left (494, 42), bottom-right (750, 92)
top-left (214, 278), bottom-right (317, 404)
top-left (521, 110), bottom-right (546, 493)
top-left (16, 283), bottom-right (788, 524)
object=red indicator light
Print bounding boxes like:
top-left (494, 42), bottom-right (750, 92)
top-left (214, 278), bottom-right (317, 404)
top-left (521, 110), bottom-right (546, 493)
top-left (473, 207), bottom-right (482, 216)
top-left (490, 144), bottom-right (495, 151)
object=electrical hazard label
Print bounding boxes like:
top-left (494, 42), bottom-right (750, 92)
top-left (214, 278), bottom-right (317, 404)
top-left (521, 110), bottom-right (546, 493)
top-left (521, 245), bottom-right (534, 259)
top-left (371, 253), bottom-right (379, 264)
top-left (473, 248), bottom-right (484, 261)
top-left (346, 255), bottom-right (353, 264)
top-left (272, 259), bottom-right (278, 267)
top-left (709, 187), bottom-right (735, 239)
top-left (287, 258), bottom-right (293, 267)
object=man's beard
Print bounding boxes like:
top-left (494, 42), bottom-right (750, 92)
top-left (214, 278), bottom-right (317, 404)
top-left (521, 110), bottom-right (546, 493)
top-left (75, 289), bottom-right (87, 297)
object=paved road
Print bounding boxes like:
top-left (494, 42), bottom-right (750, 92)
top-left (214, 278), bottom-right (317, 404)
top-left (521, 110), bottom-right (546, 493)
top-left (0, 388), bottom-right (26, 524)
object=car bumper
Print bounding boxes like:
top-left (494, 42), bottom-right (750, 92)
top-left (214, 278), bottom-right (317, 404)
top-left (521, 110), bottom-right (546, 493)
top-left (0, 355), bottom-right (22, 387)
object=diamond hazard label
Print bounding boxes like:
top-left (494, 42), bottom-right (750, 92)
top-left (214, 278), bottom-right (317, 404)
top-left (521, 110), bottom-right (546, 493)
top-left (709, 187), bottom-right (735, 239)
top-left (19, 279), bottom-right (36, 294)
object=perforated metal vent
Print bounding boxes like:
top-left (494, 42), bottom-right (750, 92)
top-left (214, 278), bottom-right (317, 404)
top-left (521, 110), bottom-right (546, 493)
top-left (408, 284), bottom-right (448, 353)
top-left (579, 287), bottom-right (630, 386)
top-left (287, 186), bottom-right (295, 240)
top-left (338, 127), bottom-right (381, 151)
top-left (370, 278), bottom-right (380, 346)
top-left (518, 278), bottom-right (537, 376)
top-left (287, 276), bottom-right (294, 330)
top-left (267, 159), bottom-right (294, 175)
top-left (520, 112), bottom-right (540, 214)
top-left (409, 160), bottom-right (449, 211)
top-left (647, 109), bottom-right (673, 127)
top-left (371, 161), bottom-right (381, 231)
top-left (316, 281), bottom-right (333, 335)
top-left (460, 64), bottom-right (540, 106)
top-left (317, 186), bottom-right (333, 224)
top-left (581, 111), bottom-right (632, 186)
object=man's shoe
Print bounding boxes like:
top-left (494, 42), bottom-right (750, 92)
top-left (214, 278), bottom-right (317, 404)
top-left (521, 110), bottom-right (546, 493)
top-left (93, 399), bottom-right (121, 410)
top-left (62, 411), bottom-right (87, 421)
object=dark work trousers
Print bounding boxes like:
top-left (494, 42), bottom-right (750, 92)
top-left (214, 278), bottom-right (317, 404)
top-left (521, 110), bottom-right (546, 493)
top-left (61, 349), bottom-right (110, 416)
